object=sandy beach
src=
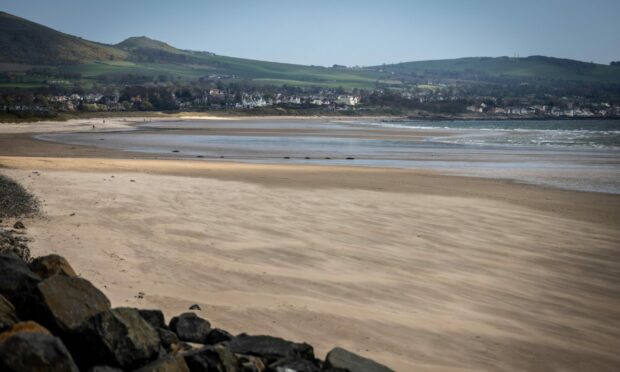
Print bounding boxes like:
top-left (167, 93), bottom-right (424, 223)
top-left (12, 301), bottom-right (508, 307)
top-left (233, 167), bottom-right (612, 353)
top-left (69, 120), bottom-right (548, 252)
top-left (0, 118), bottom-right (619, 371)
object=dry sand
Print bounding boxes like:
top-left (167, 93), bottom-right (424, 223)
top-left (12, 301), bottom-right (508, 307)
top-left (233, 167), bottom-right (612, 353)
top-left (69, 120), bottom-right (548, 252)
top-left (0, 156), bottom-right (618, 371)
top-left (0, 118), bottom-right (619, 371)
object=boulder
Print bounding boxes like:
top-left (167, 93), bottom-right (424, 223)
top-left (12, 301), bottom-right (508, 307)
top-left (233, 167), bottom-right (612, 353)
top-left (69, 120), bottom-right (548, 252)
top-left (29, 254), bottom-right (77, 279)
top-left (156, 327), bottom-right (180, 350)
top-left (0, 294), bottom-right (18, 332)
top-left (226, 335), bottom-right (315, 365)
top-left (0, 331), bottom-right (79, 372)
top-left (27, 274), bottom-right (110, 334)
top-left (183, 345), bottom-right (240, 372)
top-left (204, 328), bottom-right (234, 345)
top-left (269, 357), bottom-right (322, 372)
top-left (169, 312), bottom-right (212, 344)
top-left (0, 321), bottom-right (50, 342)
top-left (0, 252), bottom-right (40, 305)
top-left (138, 309), bottom-right (167, 329)
top-left (133, 354), bottom-right (190, 372)
top-left (70, 307), bottom-right (161, 370)
top-left (13, 221), bottom-right (25, 230)
top-left (325, 347), bottom-right (393, 372)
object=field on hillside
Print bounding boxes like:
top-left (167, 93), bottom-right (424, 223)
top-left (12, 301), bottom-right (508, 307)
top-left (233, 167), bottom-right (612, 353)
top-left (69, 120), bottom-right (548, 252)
top-left (381, 56), bottom-right (620, 83)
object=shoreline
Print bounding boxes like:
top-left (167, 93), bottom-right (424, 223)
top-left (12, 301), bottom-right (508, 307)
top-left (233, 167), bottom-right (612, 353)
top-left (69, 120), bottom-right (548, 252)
top-left (6, 116), bottom-right (618, 195)
top-left (2, 111), bottom-right (618, 126)
top-left (1, 117), bottom-right (619, 371)
top-left (1, 156), bottom-right (618, 228)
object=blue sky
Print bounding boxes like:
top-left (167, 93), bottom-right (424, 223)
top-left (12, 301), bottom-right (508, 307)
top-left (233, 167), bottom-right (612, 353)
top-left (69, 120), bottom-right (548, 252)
top-left (2, 0), bottom-right (619, 66)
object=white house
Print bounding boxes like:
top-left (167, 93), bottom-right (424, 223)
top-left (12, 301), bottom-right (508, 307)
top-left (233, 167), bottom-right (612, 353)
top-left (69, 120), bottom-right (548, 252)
top-left (336, 95), bottom-right (359, 106)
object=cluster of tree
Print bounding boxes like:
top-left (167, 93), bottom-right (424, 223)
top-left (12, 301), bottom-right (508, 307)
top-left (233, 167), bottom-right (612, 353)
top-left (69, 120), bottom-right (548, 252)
top-left (129, 48), bottom-right (204, 65)
top-left (0, 71), bottom-right (82, 83)
top-left (366, 91), bottom-right (467, 113)
top-left (96, 73), bottom-right (177, 85)
top-left (455, 80), bottom-right (620, 105)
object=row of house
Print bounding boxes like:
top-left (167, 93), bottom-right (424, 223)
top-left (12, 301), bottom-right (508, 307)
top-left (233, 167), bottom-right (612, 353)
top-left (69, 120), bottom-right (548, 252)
top-left (466, 103), bottom-right (618, 117)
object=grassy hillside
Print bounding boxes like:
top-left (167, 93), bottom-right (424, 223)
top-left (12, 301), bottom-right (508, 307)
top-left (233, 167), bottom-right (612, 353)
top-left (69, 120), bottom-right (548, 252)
top-left (376, 56), bottom-right (620, 83)
top-left (0, 12), bottom-right (380, 88)
top-left (116, 36), bottom-right (179, 53)
top-left (0, 11), bottom-right (127, 64)
top-left (1, 11), bottom-right (618, 89)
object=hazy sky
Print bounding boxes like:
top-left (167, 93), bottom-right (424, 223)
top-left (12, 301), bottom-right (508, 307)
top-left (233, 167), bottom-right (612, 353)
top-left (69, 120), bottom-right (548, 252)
top-left (3, 0), bottom-right (619, 66)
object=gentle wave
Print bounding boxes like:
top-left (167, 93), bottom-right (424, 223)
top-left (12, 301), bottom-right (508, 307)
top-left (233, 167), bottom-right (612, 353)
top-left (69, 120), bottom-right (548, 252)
top-left (353, 119), bottom-right (620, 149)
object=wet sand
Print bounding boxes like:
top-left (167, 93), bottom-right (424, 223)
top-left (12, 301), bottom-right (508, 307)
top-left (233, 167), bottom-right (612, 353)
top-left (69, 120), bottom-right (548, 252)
top-left (23, 117), bottom-right (620, 194)
top-left (0, 118), bottom-right (619, 371)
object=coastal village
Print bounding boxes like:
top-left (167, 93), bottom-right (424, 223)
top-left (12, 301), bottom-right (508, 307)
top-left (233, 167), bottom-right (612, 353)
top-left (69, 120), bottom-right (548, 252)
top-left (2, 84), bottom-right (619, 118)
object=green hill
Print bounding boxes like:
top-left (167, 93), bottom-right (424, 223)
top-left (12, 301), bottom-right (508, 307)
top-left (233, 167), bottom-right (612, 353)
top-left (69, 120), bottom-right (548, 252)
top-left (116, 36), bottom-right (179, 53)
top-left (0, 11), bottom-right (127, 64)
top-left (1, 11), bottom-right (618, 88)
top-left (375, 56), bottom-right (620, 83)
top-left (0, 12), bottom-right (380, 88)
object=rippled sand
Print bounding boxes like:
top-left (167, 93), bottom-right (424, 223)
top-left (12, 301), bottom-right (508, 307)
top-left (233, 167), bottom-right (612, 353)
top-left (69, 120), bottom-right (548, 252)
top-left (1, 156), bottom-right (618, 371)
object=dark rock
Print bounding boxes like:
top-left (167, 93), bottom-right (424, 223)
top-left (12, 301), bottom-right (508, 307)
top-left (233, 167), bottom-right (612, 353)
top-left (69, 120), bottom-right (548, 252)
top-left (227, 335), bottom-right (315, 365)
top-left (0, 294), bottom-right (18, 332)
top-left (183, 346), bottom-right (221, 372)
top-left (325, 347), bottom-right (393, 372)
top-left (189, 304), bottom-right (201, 310)
top-left (269, 357), bottom-right (321, 372)
top-left (205, 328), bottom-right (234, 345)
top-left (183, 345), bottom-right (240, 372)
top-left (27, 274), bottom-right (110, 334)
top-left (29, 254), bottom-right (77, 279)
top-left (0, 321), bottom-right (51, 342)
top-left (87, 366), bottom-right (123, 372)
top-left (156, 327), bottom-right (180, 350)
top-left (13, 221), bottom-right (25, 230)
top-left (70, 307), bottom-right (161, 370)
top-left (134, 354), bottom-right (190, 372)
top-left (214, 346), bottom-right (241, 372)
top-left (346, 157), bottom-right (355, 160)
top-left (0, 331), bottom-right (79, 372)
top-left (169, 312), bottom-right (212, 344)
top-left (0, 252), bottom-right (41, 305)
top-left (138, 309), bottom-right (167, 329)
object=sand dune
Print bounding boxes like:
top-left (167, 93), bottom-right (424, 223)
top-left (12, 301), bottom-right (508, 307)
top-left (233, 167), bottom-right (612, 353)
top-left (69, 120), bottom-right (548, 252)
top-left (1, 156), bottom-right (618, 371)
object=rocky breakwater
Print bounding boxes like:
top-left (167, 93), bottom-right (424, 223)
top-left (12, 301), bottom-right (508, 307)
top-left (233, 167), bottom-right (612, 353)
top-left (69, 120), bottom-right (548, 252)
top-left (0, 250), bottom-right (394, 371)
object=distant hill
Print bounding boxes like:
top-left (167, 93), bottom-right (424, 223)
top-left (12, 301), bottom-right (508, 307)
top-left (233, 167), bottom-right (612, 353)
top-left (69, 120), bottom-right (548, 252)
top-left (374, 56), bottom-right (620, 83)
top-left (0, 12), bottom-right (378, 88)
top-left (0, 11), bottom-right (618, 88)
top-left (0, 11), bottom-right (127, 64)
top-left (116, 36), bottom-right (178, 53)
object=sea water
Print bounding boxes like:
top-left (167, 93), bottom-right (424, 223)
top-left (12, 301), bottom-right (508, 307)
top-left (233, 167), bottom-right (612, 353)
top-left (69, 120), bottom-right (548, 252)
top-left (36, 119), bottom-right (620, 193)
